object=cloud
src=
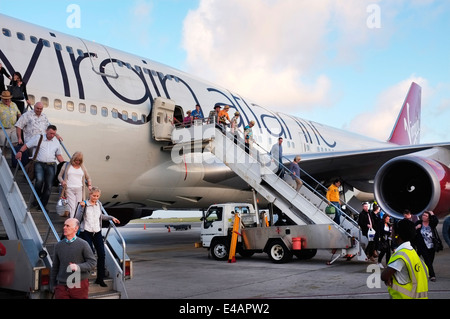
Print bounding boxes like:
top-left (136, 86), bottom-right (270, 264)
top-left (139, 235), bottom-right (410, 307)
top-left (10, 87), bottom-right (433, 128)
top-left (182, 0), bottom-right (388, 112)
top-left (181, 1), bottom-right (450, 143)
top-left (343, 76), bottom-right (430, 141)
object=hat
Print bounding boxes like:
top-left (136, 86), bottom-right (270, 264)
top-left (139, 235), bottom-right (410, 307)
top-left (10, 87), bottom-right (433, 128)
top-left (1, 91), bottom-right (12, 100)
top-left (214, 105), bottom-right (221, 109)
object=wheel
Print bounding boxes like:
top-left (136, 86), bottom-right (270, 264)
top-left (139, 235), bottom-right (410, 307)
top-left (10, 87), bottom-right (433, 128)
top-left (210, 239), bottom-right (229, 261)
top-left (267, 241), bottom-right (292, 263)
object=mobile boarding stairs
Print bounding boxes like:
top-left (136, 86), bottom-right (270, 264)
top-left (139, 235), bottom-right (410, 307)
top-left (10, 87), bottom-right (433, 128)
top-left (0, 123), bottom-right (131, 299)
top-left (171, 120), bottom-right (368, 264)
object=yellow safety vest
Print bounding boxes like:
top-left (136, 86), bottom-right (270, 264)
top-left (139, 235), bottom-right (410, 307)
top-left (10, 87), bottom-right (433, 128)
top-left (387, 248), bottom-right (429, 299)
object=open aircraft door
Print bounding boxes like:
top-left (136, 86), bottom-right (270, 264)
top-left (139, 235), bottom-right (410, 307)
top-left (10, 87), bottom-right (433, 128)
top-left (151, 97), bottom-right (176, 141)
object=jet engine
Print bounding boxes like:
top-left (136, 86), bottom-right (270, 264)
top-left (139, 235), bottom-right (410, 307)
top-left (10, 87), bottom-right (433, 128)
top-left (374, 151), bottom-right (450, 219)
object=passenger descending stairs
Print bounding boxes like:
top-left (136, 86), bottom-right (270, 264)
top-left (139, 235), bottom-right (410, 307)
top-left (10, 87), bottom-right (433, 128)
top-left (172, 123), bottom-right (367, 262)
top-left (0, 142), bottom-right (130, 299)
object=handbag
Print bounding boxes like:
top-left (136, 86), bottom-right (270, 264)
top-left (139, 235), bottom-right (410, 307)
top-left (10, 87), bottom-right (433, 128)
top-left (325, 205), bottom-right (336, 215)
top-left (368, 228), bottom-right (376, 241)
top-left (24, 135), bottom-right (43, 181)
top-left (56, 186), bottom-right (69, 217)
top-left (433, 228), bottom-right (444, 252)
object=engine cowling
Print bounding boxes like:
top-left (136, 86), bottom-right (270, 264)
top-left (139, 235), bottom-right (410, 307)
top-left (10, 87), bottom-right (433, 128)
top-left (374, 154), bottom-right (450, 219)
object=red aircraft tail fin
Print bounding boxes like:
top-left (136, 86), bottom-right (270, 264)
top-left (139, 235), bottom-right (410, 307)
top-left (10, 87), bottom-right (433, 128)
top-left (388, 82), bottom-right (422, 145)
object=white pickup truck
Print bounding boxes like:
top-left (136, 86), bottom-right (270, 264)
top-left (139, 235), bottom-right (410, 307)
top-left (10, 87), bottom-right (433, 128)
top-left (200, 203), bottom-right (354, 263)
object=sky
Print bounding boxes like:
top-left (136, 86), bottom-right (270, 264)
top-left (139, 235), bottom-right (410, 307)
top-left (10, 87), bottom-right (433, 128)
top-left (0, 0), bottom-right (449, 144)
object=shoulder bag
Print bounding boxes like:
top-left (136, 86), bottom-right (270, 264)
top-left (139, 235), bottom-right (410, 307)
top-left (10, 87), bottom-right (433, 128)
top-left (24, 135), bottom-right (43, 181)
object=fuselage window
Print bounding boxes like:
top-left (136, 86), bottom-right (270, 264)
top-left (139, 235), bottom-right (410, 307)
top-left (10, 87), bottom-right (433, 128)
top-left (122, 111), bottom-right (128, 121)
top-left (132, 112), bottom-right (138, 122)
top-left (101, 107), bottom-right (108, 117)
top-left (54, 99), bottom-right (62, 110)
top-left (77, 49), bottom-right (84, 57)
top-left (30, 36), bottom-right (38, 44)
top-left (28, 95), bottom-right (35, 106)
top-left (112, 108), bottom-right (118, 119)
top-left (17, 32), bottom-right (26, 41)
top-left (54, 42), bottom-right (62, 51)
top-left (42, 39), bottom-right (50, 48)
top-left (90, 105), bottom-right (97, 115)
top-left (79, 103), bottom-right (86, 113)
top-left (41, 97), bottom-right (49, 108)
top-left (66, 46), bottom-right (74, 54)
top-left (2, 28), bottom-right (11, 37)
top-left (66, 101), bottom-right (74, 112)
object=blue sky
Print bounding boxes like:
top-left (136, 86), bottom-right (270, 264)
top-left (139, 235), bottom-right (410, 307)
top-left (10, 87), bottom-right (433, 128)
top-left (1, 0), bottom-right (449, 144)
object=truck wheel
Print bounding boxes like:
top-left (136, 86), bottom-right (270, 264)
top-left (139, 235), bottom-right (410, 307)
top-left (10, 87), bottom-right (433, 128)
top-left (211, 239), bottom-right (229, 261)
top-left (267, 241), bottom-right (292, 263)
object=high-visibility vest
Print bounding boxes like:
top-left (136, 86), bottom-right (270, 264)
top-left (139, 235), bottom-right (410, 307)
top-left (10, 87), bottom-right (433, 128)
top-left (387, 248), bottom-right (429, 299)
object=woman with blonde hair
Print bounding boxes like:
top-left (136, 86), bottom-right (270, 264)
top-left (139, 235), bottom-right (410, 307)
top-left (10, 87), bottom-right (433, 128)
top-left (58, 151), bottom-right (92, 217)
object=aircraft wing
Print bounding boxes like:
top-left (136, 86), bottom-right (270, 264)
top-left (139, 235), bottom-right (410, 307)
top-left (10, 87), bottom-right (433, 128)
top-left (286, 142), bottom-right (450, 193)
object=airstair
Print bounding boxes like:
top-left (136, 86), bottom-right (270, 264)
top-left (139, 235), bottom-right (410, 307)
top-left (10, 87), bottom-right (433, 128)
top-left (172, 120), bottom-right (367, 263)
top-left (0, 124), bottom-right (131, 299)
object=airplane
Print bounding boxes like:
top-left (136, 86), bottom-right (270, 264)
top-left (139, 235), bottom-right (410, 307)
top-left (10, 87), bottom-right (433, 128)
top-left (0, 13), bottom-right (449, 224)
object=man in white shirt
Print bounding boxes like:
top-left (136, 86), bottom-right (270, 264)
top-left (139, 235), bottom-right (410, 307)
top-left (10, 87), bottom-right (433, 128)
top-left (16, 125), bottom-right (64, 209)
top-left (15, 102), bottom-right (49, 144)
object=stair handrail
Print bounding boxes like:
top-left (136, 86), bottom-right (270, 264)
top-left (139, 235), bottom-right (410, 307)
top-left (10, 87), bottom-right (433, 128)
top-left (217, 124), bottom-right (359, 228)
top-left (59, 142), bottom-right (128, 282)
top-left (102, 208), bottom-right (128, 282)
top-left (0, 122), bottom-right (60, 242)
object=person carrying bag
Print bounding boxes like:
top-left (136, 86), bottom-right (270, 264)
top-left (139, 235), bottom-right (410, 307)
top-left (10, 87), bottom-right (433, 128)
top-left (23, 135), bottom-right (43, 181)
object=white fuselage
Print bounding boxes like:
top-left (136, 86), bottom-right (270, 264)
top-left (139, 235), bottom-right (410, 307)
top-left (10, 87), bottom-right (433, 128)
top-left (0, 14), bottom-right (390, 211)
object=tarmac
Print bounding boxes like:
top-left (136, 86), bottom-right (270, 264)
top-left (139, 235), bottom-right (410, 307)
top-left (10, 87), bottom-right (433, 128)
top-left (122, 221), bottom-right (450, 301)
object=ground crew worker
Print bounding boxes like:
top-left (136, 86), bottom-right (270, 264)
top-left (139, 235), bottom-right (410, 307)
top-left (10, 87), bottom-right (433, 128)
top-left (326, 179), bottom-right (342, 224)
top-left (381, 219), bottom-right (429, 299)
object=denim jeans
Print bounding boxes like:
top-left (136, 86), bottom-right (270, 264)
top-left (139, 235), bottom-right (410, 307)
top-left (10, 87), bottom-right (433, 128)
top-left (80, 231), bottom-right (106, 281)
top-left (34, 162), bottom-right (56, 208)
top-left (331, 201), bottom-right (342, 224)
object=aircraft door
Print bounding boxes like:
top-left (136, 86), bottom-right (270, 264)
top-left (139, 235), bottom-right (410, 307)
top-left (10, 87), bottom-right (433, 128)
top-left (78, 38), bottom-right (118, 78)
top-left (151, 97), bottom-right (176, 141)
